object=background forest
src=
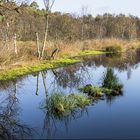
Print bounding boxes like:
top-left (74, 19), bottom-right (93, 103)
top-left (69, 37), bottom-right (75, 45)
top-left (0, 1), bottom-right (140, 41)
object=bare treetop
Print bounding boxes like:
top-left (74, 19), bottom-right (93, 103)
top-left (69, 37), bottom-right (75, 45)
top-left (43, 0), bottom-right (55, 11)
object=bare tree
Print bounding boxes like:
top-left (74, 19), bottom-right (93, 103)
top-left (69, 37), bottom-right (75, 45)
top-left (35, 32), bottom-right (41, 58)
top-left (81, 6), bottom-right (88, 40)
top-left (13, 33), bottom-right (17, 55)
top-left (40, 0), bottom-right (55, 59)
top-left (5, 22), bottom-right (10, 50)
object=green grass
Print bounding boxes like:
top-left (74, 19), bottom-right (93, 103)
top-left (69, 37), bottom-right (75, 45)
top-left (0, 50), bottom-right (109, 81)
top-left (80, 84), bottom-right (104, 97)
top-left (0, 58), bottom-right (80, 81)
top-left (80, 84), bottom-right (114, 97)
top-left (78, 50), bottom-right (107, 57)
top-left (51, 58), bottom-right (80, 66)
top-left (80, 67), bottom-right (123, 97)
top-left (44, 93), bottom-right (91, 117)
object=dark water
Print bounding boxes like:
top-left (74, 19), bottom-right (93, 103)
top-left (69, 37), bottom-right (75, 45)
top-left (1, 50), bottom-right (140, 139)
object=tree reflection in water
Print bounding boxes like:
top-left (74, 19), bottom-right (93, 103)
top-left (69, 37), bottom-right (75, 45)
top-left (44, 50), bottom-right (140, 95)
top-left (35, 72), bottom-right (89, 138)
top-left (26, 49), bottom-right (140, 98)
top-left (0, 50), bottom-right (140, 139)
top-left (51, 63), bottom-right (94, 93)
top-left (0, 81), bottom-right (33, 139)
top-left (81, 49), bottom-right (140, 80)
top-left (42, 104), bottom-right (89, 139)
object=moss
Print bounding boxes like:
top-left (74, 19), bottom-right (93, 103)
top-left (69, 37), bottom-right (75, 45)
top-left (0, 58), bottom-right (80, 81)
top-left (0, 51), bottom-right (107, 81)
top-left (78, 50), bottom-right (107, 57)
top-left (51, 58), bottom-right (80, 66)
top-left (44, 93), bottom-right (91, 116)
top-left (0, 50), bottom-right (113, 81)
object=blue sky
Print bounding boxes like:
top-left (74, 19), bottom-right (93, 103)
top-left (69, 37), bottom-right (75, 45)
top-left (36, 0), bottom-right (140, 17)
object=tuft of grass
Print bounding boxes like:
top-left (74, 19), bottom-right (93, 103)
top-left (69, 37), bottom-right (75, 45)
top-left (80, 68), bottom-right (123, 97)
top-left (80, 84), bottom-right (104, 97)
top-left (102, 67), bottom-right (123, 95)
top-left (44, 93), bottom-right (91, 116)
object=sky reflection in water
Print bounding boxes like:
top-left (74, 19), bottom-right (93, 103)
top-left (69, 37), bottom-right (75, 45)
top-left (0, 51), bottom-right (140, 139)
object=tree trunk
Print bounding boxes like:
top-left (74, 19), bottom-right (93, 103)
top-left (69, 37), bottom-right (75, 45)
top-left (41, 14), bottom-right (49, 59)
top-left (14, 33), bottom-right (17, 55)
top-left (41, 72), bottom-right (48, 96)
top-left (35, 32), bottom-right (41, 58)
top-left (35, 74), bottom-right (39, 96)
top-left (6, 22), bottom-right (10, 50)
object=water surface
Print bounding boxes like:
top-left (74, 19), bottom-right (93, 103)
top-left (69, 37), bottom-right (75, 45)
top-left (0, 50), bottom-right (140, 139)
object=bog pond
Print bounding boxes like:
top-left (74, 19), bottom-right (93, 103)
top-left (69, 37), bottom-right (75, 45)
top-left (1, 50), bottom-right (140, 139)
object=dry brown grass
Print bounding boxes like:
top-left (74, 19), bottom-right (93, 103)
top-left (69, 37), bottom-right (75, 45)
top-left (0, 38), bottom-right (140, 67)
top-left (51, 38), bottom-right (140, 57)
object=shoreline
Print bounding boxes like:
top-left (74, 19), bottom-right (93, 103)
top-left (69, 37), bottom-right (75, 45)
top-left (0, 50), bottom-right (107, 81)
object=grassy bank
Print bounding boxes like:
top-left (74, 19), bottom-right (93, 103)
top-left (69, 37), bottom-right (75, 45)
top-left (0, 50), bottom-right (108, 81)
top-left (0, 39), bottom-right (140, 65)
top-left (0, 38), bottom-right (140, 81)
top-left (0, 58), bottom-right (80, 81)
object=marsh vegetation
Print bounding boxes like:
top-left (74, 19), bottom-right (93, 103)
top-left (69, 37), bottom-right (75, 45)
top-left (0, 0), bottom-right (140, 139)
top-left (1, 1), bottom-right (140, 81)
top-left (43, 93), bottom-right (91, 117)
top-left (0, 53), bottom-right (140, 139)
top-left (81, 67), bottom-right (123, 98)
top-left (40, 66), bottom-right (124, 120)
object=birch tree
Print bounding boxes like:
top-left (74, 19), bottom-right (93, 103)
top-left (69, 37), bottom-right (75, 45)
top-left (40, 0), bottom-right (55, 59)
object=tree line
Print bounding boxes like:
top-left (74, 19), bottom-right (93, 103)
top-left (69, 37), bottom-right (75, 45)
top-left (0, 1), bottom-right (140, 42)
